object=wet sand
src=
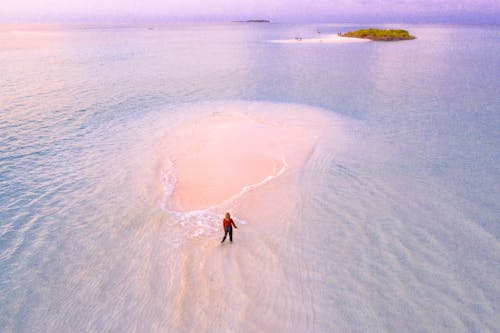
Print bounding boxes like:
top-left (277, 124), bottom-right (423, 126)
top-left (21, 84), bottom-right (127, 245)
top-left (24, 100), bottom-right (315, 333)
top-left (149, 101), bottom-right (351, 330)
top-left (163, 103), bottom-right (347, 212)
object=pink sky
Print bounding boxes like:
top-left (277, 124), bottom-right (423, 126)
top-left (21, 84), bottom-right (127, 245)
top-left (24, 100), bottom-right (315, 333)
top-left (1, 0), bottom-right (499, 23)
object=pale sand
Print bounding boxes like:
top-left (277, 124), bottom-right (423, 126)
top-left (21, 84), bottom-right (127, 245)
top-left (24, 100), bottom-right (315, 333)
top-left (151, 101), bottom-right (350, 331)
top-left (270, 34), bottom-right (370, 44)
top-left (164, 105), bottom-right (339, 211)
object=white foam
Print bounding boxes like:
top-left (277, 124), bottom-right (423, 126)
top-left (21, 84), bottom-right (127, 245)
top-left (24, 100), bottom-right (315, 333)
top-left (159, 158), bottom-right (177, 211)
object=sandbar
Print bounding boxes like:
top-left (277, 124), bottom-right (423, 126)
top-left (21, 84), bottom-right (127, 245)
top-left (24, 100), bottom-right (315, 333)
top-left (270, 34), bottom-right (370, 44)
top-left (160, 102), bottom-right (345, 212)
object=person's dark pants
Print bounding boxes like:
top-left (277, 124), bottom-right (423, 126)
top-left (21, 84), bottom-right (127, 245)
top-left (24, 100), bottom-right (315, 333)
top-left (222, 226), bottom-right (233, 242)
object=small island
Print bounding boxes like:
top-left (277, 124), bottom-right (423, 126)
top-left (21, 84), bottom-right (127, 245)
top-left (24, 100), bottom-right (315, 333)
top-left (246, 19), bottom-right (270, 23)
top-left (233, 19), bottom-right (270, 23)
top-left (340, 28), bottom-right (415, 41)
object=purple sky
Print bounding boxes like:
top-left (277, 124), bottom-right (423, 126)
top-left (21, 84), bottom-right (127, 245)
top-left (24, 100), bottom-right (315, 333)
top-left (1, 0), bottom-right (499, 23)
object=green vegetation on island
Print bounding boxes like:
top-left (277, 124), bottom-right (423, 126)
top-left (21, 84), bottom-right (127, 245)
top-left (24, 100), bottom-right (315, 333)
top-left (341, 28), bottom-right (415, 41)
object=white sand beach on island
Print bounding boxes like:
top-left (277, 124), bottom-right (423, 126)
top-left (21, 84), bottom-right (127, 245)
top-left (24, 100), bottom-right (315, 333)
top-left (270, 34), bottom-right (370, 43)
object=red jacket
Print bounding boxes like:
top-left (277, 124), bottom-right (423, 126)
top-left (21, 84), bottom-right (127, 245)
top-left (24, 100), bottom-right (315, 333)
top-left (223, 218), bottom-right (236, 228)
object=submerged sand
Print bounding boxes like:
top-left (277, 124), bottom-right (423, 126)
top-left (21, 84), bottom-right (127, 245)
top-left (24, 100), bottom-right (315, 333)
top-left (161, 102), bottom-right (347, 212)
top-left (142, 101), bottom-right (351, 331)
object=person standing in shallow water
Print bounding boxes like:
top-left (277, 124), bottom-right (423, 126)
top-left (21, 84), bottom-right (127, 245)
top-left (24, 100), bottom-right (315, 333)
top-left (221, 212), bottom-right (238, 243)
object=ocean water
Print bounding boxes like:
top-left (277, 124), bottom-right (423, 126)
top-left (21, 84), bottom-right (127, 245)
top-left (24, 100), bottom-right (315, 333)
top-left (0, 22), bottom-right (499, 332)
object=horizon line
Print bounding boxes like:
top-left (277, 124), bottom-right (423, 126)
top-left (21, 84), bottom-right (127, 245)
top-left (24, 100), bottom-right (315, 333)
top-left (0, 18), bottom-right (499, 27)
top-left (0, 11), bottom-right (499, 26)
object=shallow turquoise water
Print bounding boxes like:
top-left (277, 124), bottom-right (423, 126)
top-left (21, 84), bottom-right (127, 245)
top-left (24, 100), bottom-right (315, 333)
top-left (0, 23), bottom-right (499, 332)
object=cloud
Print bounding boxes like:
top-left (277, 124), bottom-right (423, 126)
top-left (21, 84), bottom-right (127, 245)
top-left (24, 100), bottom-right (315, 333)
top-left (0, 0), bottom-right (498, 23)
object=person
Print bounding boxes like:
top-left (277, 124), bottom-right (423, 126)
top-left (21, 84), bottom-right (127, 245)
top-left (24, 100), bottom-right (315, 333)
top-left (221, 212), bottom-right (238, 243)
